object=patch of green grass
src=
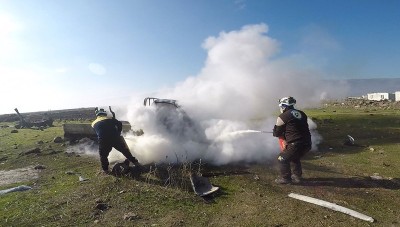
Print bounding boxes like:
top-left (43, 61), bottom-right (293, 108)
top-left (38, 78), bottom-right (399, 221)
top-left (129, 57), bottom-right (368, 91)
top-left (1, 108), bottom-right (400, 226)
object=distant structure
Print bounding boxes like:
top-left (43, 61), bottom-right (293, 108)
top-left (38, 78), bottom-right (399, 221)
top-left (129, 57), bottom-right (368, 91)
top-left (351, 91), bottom-right (400, 101)
top-left (395, 91), bottom-right (400, 101)
top-left (347, 96), bottom-right (365, 100)
top-left (367, 92), bottom-right (395, 101)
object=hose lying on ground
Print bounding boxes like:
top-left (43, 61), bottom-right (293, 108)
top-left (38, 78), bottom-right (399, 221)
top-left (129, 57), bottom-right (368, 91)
top-left (288, 193), bottom-right (374, 223)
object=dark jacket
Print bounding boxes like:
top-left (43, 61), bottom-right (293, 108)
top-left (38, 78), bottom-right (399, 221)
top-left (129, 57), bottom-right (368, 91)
top-left (91, 116), bottom-right (122, 140)
top-left (273, 108), bottom-right (311, 144)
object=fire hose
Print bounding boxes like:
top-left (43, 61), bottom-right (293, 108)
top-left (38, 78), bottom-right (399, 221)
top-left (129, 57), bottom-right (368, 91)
top-left (252, 130), bottom-right (285, 152)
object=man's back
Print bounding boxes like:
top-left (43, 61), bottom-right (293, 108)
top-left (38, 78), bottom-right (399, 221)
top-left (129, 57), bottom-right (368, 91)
top-left (278, 109), bottom-right (311, 144)
top-left (91, 116), bottom-right (122, 140)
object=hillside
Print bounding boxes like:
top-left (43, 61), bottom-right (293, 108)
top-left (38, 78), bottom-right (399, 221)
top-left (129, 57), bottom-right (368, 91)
top-left (0, 108), bottom-right (95, 123)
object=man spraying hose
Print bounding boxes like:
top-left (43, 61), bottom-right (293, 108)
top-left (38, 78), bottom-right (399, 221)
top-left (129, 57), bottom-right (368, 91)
top-left (272, 97), bottom-right (311, 184)
top-left (92, 107), bottom-right (142, 175)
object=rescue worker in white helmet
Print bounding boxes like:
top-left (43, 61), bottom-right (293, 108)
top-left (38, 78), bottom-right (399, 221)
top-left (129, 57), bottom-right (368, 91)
top-left (272, 97), bottom-right (311, 184)
top-left (92, 108), bottom-right (141, 175)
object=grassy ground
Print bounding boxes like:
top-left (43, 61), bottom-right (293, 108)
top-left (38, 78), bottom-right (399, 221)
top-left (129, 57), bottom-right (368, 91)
top-left (0, 107), bottom-right (399, 227)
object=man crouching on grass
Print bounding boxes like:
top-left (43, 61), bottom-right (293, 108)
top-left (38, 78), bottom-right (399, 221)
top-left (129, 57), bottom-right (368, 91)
top-left (91, 107), bottom-right (142, 175)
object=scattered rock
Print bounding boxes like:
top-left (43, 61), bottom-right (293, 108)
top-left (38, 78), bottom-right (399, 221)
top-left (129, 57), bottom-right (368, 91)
top-left (123, 212), bottom-right (140, 221)
top-left (11, 129), bottom-right (18, 133)
top-left (253, 175), bottom-right (260, 180)
top-left (53, 137), bottom-right (63, 143)
top-left (34, 165), bottom-right (46, 170)
top-left (65, 151), bottom-right (76, 157)
top-left (79, 176), bottom-right (89, 182)
top-left (383, 162), bottom-right (390, 167)
top-left (48, 150), bottom-right (60, 155)
top-left (20, 148), bottom-right (41, 156)
top-left (93, 220), bottom-right (100, 224)
top-left (370, 173), bottom-right (383, 180)
top-left (65, 171), bottom-right (76, 175)
top-left (94, 203), bottom-right (109, 211)
top-left (369, 147), bottom-right (375, 152)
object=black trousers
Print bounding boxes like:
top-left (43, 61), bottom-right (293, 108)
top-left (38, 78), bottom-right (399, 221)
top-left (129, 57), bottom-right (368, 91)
top-left (278, 142), bottom-right (311, 179)
top-left (98, 136), bottom-right (138, 171)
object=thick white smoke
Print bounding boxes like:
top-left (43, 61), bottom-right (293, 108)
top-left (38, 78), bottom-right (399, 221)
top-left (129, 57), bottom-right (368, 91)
top-left (111, 23), bottom-right (338, 165)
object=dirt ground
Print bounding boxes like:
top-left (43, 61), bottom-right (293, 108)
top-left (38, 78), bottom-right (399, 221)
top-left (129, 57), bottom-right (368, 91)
top-left (0, 166), bottom-right (39, 187)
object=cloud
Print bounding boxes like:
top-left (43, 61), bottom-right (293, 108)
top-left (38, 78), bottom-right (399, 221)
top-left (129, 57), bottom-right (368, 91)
top-left (88, 63), bottom-right (107, 75)
top-left (234, 0), bottom-right (247, 10)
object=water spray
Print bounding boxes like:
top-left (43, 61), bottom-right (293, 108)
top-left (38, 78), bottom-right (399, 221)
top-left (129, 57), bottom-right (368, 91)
top-left (228, 130), bottom-right (272, 134)
top-left (254, 130), bottom-right (273, 134)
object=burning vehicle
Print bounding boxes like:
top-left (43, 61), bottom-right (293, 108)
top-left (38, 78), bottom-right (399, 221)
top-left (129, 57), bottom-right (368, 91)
top-left (143, 97), bottom-right (218, 196)
top-left (143, 97), bottom-right (209, 145)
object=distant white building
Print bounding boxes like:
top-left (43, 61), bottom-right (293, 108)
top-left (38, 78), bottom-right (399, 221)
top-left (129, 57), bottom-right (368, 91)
top-left (367, 92), bottom-right (395, 101)
top-left (395, 91), bottom-right (400, 101)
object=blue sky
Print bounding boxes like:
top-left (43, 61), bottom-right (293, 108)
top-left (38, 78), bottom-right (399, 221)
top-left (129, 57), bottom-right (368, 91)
top-left (0, 0), bottom-right (399, 114)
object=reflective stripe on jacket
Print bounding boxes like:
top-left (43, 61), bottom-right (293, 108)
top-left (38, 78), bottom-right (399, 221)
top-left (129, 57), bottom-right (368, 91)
top-left (91, 116), bottom-right (122, 140)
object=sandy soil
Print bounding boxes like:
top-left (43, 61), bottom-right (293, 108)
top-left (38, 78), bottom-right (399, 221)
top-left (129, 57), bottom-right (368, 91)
top-left (0, 166), bottom-right (39, 187)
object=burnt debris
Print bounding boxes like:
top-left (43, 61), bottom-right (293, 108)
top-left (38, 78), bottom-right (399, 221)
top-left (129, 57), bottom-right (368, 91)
top-left (14, 108), bottom-right (53, 129)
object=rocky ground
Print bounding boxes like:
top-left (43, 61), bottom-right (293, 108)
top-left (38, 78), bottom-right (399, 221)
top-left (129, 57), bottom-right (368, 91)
top-left (0, 107), bottom-right (95, 123)
top-left (324, 98), bottom-right (400, 110)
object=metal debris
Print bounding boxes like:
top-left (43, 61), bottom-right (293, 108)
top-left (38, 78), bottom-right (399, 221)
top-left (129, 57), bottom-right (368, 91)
top-left (288, 193), bottom-right (374, 223)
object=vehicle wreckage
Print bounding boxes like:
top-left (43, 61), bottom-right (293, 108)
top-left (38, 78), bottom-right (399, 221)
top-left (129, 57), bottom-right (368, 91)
top-left (143, 97), bottom-right (218, 196)
top-left (62, 99), bottom-right (219, 196)
top-left (14, 108), bottom-right (54, 129)
top-left (143, 97), bottom-right (209, 144)
top-left (62, 107), bottom-right (131, 142)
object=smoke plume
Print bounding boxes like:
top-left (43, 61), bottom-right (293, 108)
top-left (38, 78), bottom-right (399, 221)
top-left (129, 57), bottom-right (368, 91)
top-left (112, 24), bottom-right (339, 165)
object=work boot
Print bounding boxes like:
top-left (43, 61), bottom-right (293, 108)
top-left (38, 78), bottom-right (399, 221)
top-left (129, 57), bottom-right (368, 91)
top-left (291, 174), bottom-right (302, 184)
top-left (274, 177), bottom-right (291, 184)
top-left (132, 161), bottom-right (146, 172)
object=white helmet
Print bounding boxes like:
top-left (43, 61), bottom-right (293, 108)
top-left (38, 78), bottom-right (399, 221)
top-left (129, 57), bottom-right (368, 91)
top-left (278, 97), bottom-right (296, 112)
top-left (95, 107), bottom-right (107, 116)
